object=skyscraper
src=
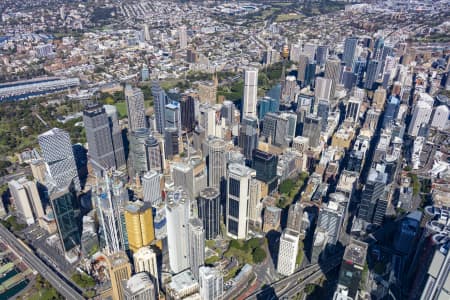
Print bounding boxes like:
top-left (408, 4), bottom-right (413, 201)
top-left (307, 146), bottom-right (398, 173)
top-left (199, 266), bottom-right (223, 300)
top-left (49, 185), bottom-right (81, 253)
top-left (242, 67), bottom-right (258, 118)
top-left (364, 60), bottom-right (379, 90)
top-left (129, 128), bottom-right (150, 176)
top-left (346, 97), bottom-right (362, 123)
top-left (226, 164), bottom-right (256, 239)
top-left (164, 128), bottom-right (180, 159)
top-left (8, 178), bottom-right (44, 226)
top-left (188, 218), bottom-right (205, 280)
top-left (172, 162), bottom-right (195, 200)
top-left (145, 135), bottom-right (163, 173)
top-left (142, 170), bottom-right (162, 206)
top-left (107, 252), bottom-right (132, 300)
top-left (316, 45), bottom-right (328, 66)
top-left (125, 84), bottom-right (147, 132)
top-left (198, 187), bottom-right (220, 240)
top-left (317, 99), bottom-right (330, 131)
top-left (358, 167), bottom-right (387, 224)
top-left (238, 116), bottom-right (258, 160)
top-left (302, 114), bottom-right (322, 148)
top-left (133, 246), bottom-right (159, 286)
top-left (343, 37), bottom-right (358, 67)
top-left (252, 149), bottom-right (278, 194)
top-left (152, 82), bottom-right (166, 134)
top-left (277, 229), bottom-right (300, 276)
top-left (317, 200), bottom-right (345, 246)
top-left (408, 101), bottom-right (432, 137)
top-left (180, 95), bottom-right (195, 133)
top-left (124, 201), bottom-right (155, 253)
top-left (207, 138), bottom-right (226, 188)
top-left (38, 128), bottom-right (81, 191)
top-left (104, 105), bottom-right (126, 170)
top-left (165, 102), bottom-right (181, 135)
top-left (83, 104), bottom-right (116, 171)
top-left (179, 25), bottom-right (187, 49)
top-left (334, 239), bottom-right (368, 300)
top-left (166, 188), bottom-right (190, 274)
top-left (297, 55), bottom-right (309, 84)
top-left (315, 77), bottom-right (333, 101)
top-left (122, 272), bottom-right (156, 300)
top-left (324, 57), bottom-right (341, 98)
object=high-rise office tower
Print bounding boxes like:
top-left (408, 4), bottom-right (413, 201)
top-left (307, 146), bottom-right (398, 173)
top-left (420, 241), bottom-right (450, 300)
top-left (317, 99), bottom-right (330, 131)
top-left (382, 95), bottom-right (400, 128)
top-left (166, 188), bottom-right (190, 274)
top-left (408, 101), bottom-right (432, 137)
top-left (188, 218), bottom-right (205, 280)
top-left (324, 57), bottom-right (341, 98)
top-left (274, 114), bottom-right (289, 147)
top-left (143, 24), bottom-right (151, 41)
top-left (49, 185), bottom-right (81, 253)
top-left (8, 178), bottom-right (44, 226)
top-left (258, 96), bottom-right (279, 120)
top-left (124, 201), bottom-right (155, 253)
top-left (302, 114), bottom-right (322, 148)
top-left (199, 266), bottom-right (223, 300)
top-left (239, 116), bottom-right (258, 160)
top-left (164, 128), bottom-right (180, 160)
top-left (189, 157), bottom-right (208, 198)
top-left (282, 76), bottom-right (298, 102)
top-left (252, 149), bottom-right (278, 194)
top-left (342, 70), bottom-right (357, 90)
top-left (122, 272), bottom-right (156, 300)
top-left (286, 202), bottom-right (303, 233)
top-left (145, 135), bottom-right (163, 173)
top-left (431, 105), bottom-right (449, 130)
top-left (165, 102), bottom-right (181, 135)
top-left (198, 187), bottom-right (220, 240)
top-left (226, 164), bottom-right (256, 239)
top-left (364, 60), bottom-right (379, 90)
top-left (277, 229), bottom-right (300, 276)
top-left (38, 128), bottom-right (81, 191)
top-left (133, 246), bottom-right (159, 285)
top-left (207, 138), bottom-right (226, 188)
top-left (316, 45), bottom-right (328, 66)
top-left (179, 25), bottom-right (187, 49)
top-left (83, 104), bottom-right (117, 172)
top-left (304, 62), bottom-right (316, 87)
top-left (141, 64), bottom-right (150, 81)
top-left (242, 67), bottom-right (258, 118)
top-left (358, 167), bottom-right (387, 224)
top-left (303, 43), bottom-right (317, 61)
top-left (297, 55), bottom-right (309, 84)
top-left (129, 128), bottom-right (150, 176)
top-left (96, 174), bottom-right (127, 254)
top-left (317, 200), bottom-right (345, 246)
top-left (180, 95), bottom-right (195, 132)
top-left (221, 100), bottom-right (235, 126)
top-left (172, 162), bottom-right (195, 200)
top-left (346, 97), bottom-right (362, 123)
top-left (343, 37), bottom-right (358, 67)
top-left (152, 82), bottom-right (166, 134)
top-left (261, 112), bottom-right (278, 143)
top-left (334, 239), bottom-right (368, 300)
top-left (142, 170), bottom-right (162, 206)
top-left (315, 77), bottom-right (333, 101)
top-left (107, 251), bottom-right (132, 300)
top-left (104, 105), bottom-right (126, 170)
top-left (373, 86), bottom-right (387, 110)
top-left (125, 84), bottom-right (147, 132)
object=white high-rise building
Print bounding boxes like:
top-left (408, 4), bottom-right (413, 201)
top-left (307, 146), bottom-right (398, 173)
top-left (199, 266), bottom-right (223, 300)
top-left (421, 242), bottom-right (450, 300)
top-left (172, 162), bottom-right (195, 201)
top-left (188, 218), bottom-right (205, 280)
top-left (166, 187), bottom-right (190, 274)
top-left (315, 77), bottom-right (333, 101)
top-left (125, 85), bottom-right (147, 132)
top-left (408, 101), bottom-right (432, 136)
top-left (179, 25), bottom-right (187, 49)
top-left (8, 178), bottom-right (44, 225)
top-left (207, 138), bottom-right (226, 188)
top-left (303, 43), bottom-right (317, 61)
top-left (38, 128), bottom-right (81, 191)
top-left (143, 24), bottom-right (150, 41)
top-left (226, 164), bottom-right (256, 239)
top-left (277, 229), bottom-right (300, 276)
top-left (142, 170), bottom-right (162, 206)
top-left (431, 105), bottom-right (449, 130)
top-left (242, 67), bottom-right (258, 118)
top-left (317, 200), bottom-right (345, 246)
top-left (152, 82), bottom-right (166, 135)
top-left (133, 246), bottom-right (159, 284)
top-left (122, 272), bottom-right (156, 300)
top-left (324, 58), bottom-right (341, 98)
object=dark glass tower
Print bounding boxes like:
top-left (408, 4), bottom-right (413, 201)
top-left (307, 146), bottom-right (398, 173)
top-left (180, 95), bottom-right (195, 133)
top-left (252, 149), bottom-right (278, 194)
top-left (198, 187), bottom-right (220, 240)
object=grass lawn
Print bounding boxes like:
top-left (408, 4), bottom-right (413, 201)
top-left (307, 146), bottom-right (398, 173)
top-left (115, 102), bottom-right (127, 119)
top-left (276, 13), bottom-right (303, 22)
top-left (27, 287), bottom-right (61, 300)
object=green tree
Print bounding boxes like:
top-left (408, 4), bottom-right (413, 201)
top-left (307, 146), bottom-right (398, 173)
top-left (252, 247), bottom-right (266, 264)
